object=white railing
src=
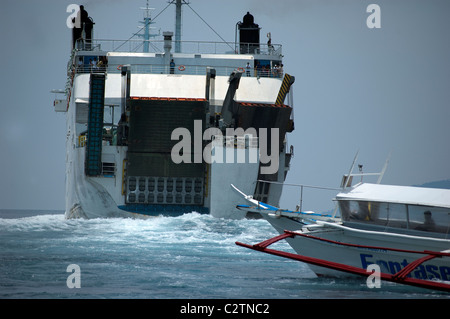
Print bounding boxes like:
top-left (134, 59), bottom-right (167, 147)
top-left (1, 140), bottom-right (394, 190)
top-left (75, 38), bottom-right (282, 56)
top-left (74, 63), bottom-right (284, 78)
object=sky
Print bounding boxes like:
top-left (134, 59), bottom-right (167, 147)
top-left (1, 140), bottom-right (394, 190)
top-left (0, 0), bottom-right (449, 211)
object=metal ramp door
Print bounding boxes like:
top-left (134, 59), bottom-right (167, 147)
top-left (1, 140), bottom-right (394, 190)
top-left (125, 98), bottom-right (206, 207)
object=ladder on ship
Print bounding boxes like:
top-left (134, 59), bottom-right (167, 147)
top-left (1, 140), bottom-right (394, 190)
top-left (85, 73), bottom-right (106, 176)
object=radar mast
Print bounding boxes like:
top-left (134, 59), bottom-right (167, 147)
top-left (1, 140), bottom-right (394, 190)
top-left (138, 0), bottom-right (160, 52)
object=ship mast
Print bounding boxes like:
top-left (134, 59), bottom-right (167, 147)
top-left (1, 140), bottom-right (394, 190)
top-left (170, 0), bottom-right (188, 53)
top-left (138, 0), bottom-right (159, 52)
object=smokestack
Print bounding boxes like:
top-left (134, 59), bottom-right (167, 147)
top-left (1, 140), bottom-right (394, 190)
top-left (163, 31), bottom-right (173, 71)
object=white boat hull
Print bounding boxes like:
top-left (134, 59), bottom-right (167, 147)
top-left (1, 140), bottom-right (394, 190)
top-left (265, 217), bottom-right (450, 280)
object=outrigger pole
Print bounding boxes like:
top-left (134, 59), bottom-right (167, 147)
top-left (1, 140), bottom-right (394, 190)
top-left (236, 231), bottom-right (450, 292)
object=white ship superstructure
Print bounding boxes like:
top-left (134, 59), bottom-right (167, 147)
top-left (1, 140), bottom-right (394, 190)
top-left (55, 3), bottom-right (295, 219)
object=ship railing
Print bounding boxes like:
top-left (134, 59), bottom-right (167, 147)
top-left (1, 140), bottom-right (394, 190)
top-left (255, 179), bottom-right (342, 215)
top-left (77, 38), bottom-right (282, 56)
top-left (77, 133), bottom-right (259, 148)
top-left (210, 134), bottom-right (259, 149)
top-left (74, 64), bottom-right (284, 78)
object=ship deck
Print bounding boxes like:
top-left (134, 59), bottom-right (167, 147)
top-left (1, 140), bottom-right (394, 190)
top-left (68, 39), bottom-right (285, 79)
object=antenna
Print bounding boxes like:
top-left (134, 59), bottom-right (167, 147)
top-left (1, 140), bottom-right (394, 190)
top-left (137, 0), bottom-right (160, 52)
top-left (171, 0), bottom-right (234, 52)
top-left (340, 150), bottom-right (391, 189)
top-left (341, 150), bottom-right (359, 188)
top-left (169, 0), bottom-right (189, 53)
top-left (377, 151), bottom-right (391, 184)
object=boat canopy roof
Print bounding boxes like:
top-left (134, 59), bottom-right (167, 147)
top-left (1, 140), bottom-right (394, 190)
top-left (335, 183), bottom-right (450, 209)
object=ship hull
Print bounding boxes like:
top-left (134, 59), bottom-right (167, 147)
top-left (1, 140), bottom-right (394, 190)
top-left (262, 215), bottom-right (450, 279)
top-left (64, 144), bottom-right (289, 220)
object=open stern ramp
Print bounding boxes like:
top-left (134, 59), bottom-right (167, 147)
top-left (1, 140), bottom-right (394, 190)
top-left (124, 97), bottom-right (207, 213)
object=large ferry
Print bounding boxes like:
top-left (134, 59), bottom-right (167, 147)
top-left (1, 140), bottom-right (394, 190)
top-left (54, 2), bottom-right (295, 219)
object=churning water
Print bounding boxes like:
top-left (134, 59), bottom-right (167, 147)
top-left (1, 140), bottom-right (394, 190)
top-left (0, 209), bottom-right (448, 299)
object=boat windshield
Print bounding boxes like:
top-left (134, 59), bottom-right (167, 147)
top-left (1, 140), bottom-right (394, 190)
top-left (339, 200), bottom-right (450, 236)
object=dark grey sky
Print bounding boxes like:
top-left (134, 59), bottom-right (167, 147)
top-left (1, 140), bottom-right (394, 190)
top-left (1, 0), bottom-right (449, 211)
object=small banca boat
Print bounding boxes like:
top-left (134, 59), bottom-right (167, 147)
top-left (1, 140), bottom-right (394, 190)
top-left (235, 182), bottom-right (450, 292)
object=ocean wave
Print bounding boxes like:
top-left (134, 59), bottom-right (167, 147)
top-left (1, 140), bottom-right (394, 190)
top-left (0, 211), bottom-right (279, 247)
top-left (1, 211), bottom-right (447, 298)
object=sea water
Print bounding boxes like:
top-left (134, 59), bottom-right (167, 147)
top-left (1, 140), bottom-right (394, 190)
top-left (0, 209), bottom-right (448, 299)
